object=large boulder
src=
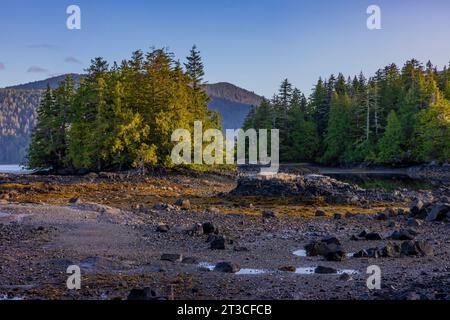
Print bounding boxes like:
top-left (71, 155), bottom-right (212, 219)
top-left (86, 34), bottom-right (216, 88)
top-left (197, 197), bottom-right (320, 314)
top-left (304, 237), bottom-right (346, 261)
top-left (381, 243), bottom-right (401, 258)
top-left (209, 235), bottom-right (227, 250)
top-left (304, 241), bottom-right (328, 256)
top-left (127, 287), bottom-right (158, 300)
top-left (409, 199), bottom-right (430, 219)
top-left (400, 241), bottom-right (433, 256)
top-left (202, 222), bottom-right (217, 235)
top-left (426, 203), bottom-right (450, 222)
top-left (323, 243), bottom-right (346, 261)
top-left (410, 199), bottom-right (424, 216)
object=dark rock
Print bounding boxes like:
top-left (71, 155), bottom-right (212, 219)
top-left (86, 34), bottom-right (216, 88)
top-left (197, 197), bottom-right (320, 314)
top-left (375, 211), bottom-right (389, 221)
top-left (127, 287), bottom-right (157, 300)
top-left (315, 266), bottom-right (337, 274)
top-left (339, 273), bottom-right (353, 281)
top-left (262, 211), bottom-right (277, 219)
top-left (305, 237), bottom-right (345, 260)
top-left (426, 203), bottom-right (450, 222)
top-left (315, 210), bottom-right (326, 217)
top-left (202, 222), bottom-right (216, 235)
top-left (365, 232), bottom-right (384, 240)
top-left (323, 243), bottom-right (346, 261)
top-left (156, 223), bottom-right (170, 233)
top-left (210, 235), bottom-right (226, 250)
top-left (153, 202), bottom-right (168, 210)
top-left (345, 212), bottom-right (356, 218)
top-left (381, 243), bottom-right (401, 257)
top-left (229, 174), bottom-right (368, 204)
top-left (410, 199), bottom-right (424, 216)
top-left (407, 219), bottom-right (422, 227)
top-left (278, 265), bottom-right (296, 272)
top-left (181, 257), bottom-right (198, 264)
top-left (353, 249), bottom-right (371, 258)
top-left (401, 241), bottom-right (433, 256)
top-left (321, 236), bottom-right (341, 246)
top-left (68, 197), bottom-right (80, 204)
top-left (388, 229), bottom-right (416, 241)
top-left (214, 262), bottom-right (240, 273)
top-left (304, 241), bottom-right (327, 256)
top-left (160, 253), bottom-right (183, 262)
top-left (358, 230), bottom-right (368, 238)
top-left (333, 213), bottom-right (343, 220)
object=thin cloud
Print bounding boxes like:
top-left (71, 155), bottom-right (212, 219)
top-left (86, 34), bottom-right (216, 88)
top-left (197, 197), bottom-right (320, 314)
top-left (65, 56), bottom-right (82, 64)
top-left (27, 44), bottom-right (58, 50)
top-left (27, 66), bottom-right (49, 73)
top-left (0, 63), bottom-right (5, 70)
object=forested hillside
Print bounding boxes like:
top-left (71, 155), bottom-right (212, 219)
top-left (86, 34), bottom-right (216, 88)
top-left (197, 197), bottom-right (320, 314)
top-left (204, 82), bottom-right (263, 106)
top-left (0, 89), bottom-right (41, 163)
top-left (244, 59), bottom-right (450, 165)
top-left (206, 83), bottom-right (262, 129)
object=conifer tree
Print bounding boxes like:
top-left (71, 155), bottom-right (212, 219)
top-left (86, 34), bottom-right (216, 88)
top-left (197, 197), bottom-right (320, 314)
top-left (378, 110), bottom-right (404, 163)
top-left (184, 45), bottom-right (205, 91)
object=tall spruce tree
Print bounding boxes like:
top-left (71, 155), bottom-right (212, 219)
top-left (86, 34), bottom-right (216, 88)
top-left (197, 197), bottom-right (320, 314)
top-left (184, 45), bottom-right (205, 91)
top-left (378, 110), bottom-right (404, 163)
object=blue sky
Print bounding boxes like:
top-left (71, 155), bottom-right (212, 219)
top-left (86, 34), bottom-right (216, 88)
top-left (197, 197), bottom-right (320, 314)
top-left (0, 0), bottom-right (449, 96)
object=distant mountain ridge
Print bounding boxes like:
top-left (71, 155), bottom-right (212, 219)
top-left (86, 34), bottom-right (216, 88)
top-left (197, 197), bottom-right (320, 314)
top-left (7, 74), bottom-right (83, 90)
top-left (8, 76), bottom-right (263, 107)
top-left (203, 82), bottom-right (263, 107)
top-left (0, 75), bottom-right (263, 163)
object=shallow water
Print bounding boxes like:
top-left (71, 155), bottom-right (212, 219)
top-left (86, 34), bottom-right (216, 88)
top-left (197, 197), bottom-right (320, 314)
top-left (0, 212), bottom-right (12, 218)
top-left (198, 262), bottom-right (268, 275)
top-left (327, 173), bottom-right (435, 191)
top-left (199, 262), bottom-right (357, 276)
top-left (0, 164), bottom-right (31, 174)
top-left (236, 268), bottom-right (268, 275)
top-left (295, 267), bottom-right (359, 275)
top-left (0, 212), bottom-right (30, 223)
top-left (0, 294), bottom-right (24, 300)
top-left (293, 249), bottom-right (354, 258)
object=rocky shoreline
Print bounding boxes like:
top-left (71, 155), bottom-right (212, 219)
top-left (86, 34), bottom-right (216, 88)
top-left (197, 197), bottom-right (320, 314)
top-left (230, 173), bottom-right (437, 205)
top-left (407, 162), bottom-right (450, 183)
top-left (0, 171), bottom-right (449, 300)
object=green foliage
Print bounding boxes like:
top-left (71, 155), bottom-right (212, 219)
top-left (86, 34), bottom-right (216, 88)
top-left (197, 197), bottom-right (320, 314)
top-left (412, 95), bottom-right (450, 162)
top-left (322, 93), bottom-right (351, 164)
top-left (244, 59), bottom-right (450, 165)
top-left (377, 111), bottom-right (404, 164)
top-left (27, 47), bottom-right (220, 172)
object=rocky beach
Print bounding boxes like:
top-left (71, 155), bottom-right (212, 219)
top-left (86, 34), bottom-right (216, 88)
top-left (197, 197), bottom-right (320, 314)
top-left (1, 168), bottom-right (449, 300)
